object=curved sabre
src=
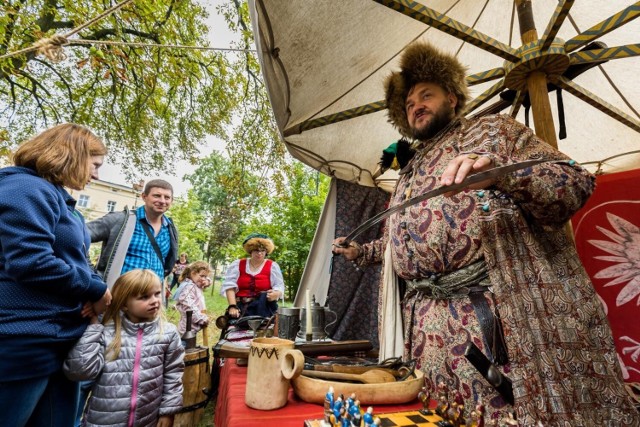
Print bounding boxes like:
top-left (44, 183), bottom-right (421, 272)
top-left (340, 158), bottom-right (548, 246)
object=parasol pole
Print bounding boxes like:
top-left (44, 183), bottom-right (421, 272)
top-left (515, 0), bottom-right (578, 241)
top-left (515, 0), bottom-right (559, 149)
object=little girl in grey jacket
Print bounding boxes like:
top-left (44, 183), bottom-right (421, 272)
top-left (64, 269), bottom-right (184, 427)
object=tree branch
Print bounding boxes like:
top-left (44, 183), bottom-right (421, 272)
top-left (33, 57), bottom-right (77, 118)
top-left (84, 28), bottom-right (160, 43)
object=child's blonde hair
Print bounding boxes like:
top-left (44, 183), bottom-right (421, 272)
top-left (102, 269), bottom-right (164, 360)
top-left (179, 261), bottom-right (211, 282)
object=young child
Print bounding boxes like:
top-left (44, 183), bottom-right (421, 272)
top-left (64, 269), bottom-right (184, 427)
top-left (175, 261), bottom-right (212, 335)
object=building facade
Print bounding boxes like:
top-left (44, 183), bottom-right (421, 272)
top-left (68, 179), bottom-right (143, 221)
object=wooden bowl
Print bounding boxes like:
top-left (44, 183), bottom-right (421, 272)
top-left (290, 369), bottom-right (424, 405)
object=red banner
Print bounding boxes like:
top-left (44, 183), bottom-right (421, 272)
top-left (572, 168), bottom-right (640, 383)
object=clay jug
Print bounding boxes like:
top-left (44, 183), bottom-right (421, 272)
top-left (245, 337), bottom-right (295, 410)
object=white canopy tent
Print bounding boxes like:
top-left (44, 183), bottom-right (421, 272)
top-left (248, 0), bottom-right (640, 308)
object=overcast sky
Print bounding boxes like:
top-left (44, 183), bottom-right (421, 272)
top-left (98, 1), bottom-right (239, 196)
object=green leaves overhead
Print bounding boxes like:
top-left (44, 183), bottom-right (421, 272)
top-left (1, 0), bottom-right (237, 175)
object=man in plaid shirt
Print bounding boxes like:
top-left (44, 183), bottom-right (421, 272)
top-left (87, 179), bottom-right (179, 288)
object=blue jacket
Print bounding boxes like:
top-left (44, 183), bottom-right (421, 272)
top-left (0, 167), bottom-right (108, 379)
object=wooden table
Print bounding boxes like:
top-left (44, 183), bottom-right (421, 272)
top-left (213, 359), bottom-right (422, 427)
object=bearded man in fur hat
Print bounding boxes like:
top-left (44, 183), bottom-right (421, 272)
top-left (334, 43), bottom-right (638, 425)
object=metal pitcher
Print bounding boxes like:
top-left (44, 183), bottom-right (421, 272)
top-left (181, 310), bottom-right (197, 350)
top-left (298, 300), bottom-right (337, 341)
top-left (277, 307), bottom-right (301, 341)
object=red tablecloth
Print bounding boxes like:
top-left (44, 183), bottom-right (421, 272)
top-left (214, 359), bottom-right (421, 427)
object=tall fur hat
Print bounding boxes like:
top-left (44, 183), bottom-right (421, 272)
top-left (242, 233), bottom-right (275, 255)
top-left (384, 42), bottom-right (469, 138)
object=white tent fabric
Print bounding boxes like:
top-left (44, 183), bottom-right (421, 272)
top-left (249, 0), bottom-right (640, 191)
top-left (293, 179), bottom-right (336, 308)
top-left (249, 1), bottom-right (640, 345)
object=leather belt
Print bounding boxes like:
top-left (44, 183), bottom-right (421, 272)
top-left (406, 260), bottom-right (509, 366)
top-left (468, 290), bottom-right (509, 366)
top-left (238, 297), bottom-right (256, 304)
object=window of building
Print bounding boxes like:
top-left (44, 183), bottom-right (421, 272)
top-left (78, 194), bottom-right (90, 208)
top-left (107, 200), bottom-right (117, 212)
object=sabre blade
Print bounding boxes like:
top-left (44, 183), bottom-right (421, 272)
top-left (342, 159), bottom-right (547, 244)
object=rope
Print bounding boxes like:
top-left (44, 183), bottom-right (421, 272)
top-left (0, 0), bottom-right (134, 62)
top-left (72, 39), bottom-right (256, 53)
top-left (581, 149), bottom-right (640, 175)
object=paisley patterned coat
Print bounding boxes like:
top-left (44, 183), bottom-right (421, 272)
top-left (360, 114), bottom-right (639, 426)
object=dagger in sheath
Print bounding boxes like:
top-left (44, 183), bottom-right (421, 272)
top-left (336, 158), bottom-right (547, 247)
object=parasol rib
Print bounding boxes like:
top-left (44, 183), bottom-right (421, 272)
top-left (373, 0), bottom-right (520, 62)
top-left (509, 90), bottom-right (526, 118)
top-left (465, 79), bottom-right (506, 114)
top-left (283, 71), bottom-right (509, 137)
top-left (283, 101), bottom-right (386, 137)
top-left (467, 68), bottom-right (506, 86)
top-left (569, 44), bottom-right (640, 64)
top-left (565, 2), bottom-right (640, 53)
top-left (552, 76), bottom-right (640, 132)
top-left (540, 0), bottom-right (575, 51)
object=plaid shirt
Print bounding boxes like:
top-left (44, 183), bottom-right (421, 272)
top-left (121, 206), bottom-right (172, 279)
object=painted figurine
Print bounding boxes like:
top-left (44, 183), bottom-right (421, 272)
top-left (363, 407), bottom-right (375, 427)
top-left (418, 384), bottom-right (433, 415)
top-left (348, 399), bottom-right (361, 418)
top-left (325, 386), bottom-right (335, 424)
top-left (475, 396), bottom-right (485, 427)
top-left (466, 395), bottom-right (485, 427)
top-left (435, 381), bottom-right (450, 421)
top-left (451, 391), bottom-right (466, 427)
top-left (347, 392), bottom-right (356, 409)
top-left (341, 407), bottom-right (350, 427)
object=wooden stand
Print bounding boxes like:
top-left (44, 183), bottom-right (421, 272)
top-left (174, 346), bottom-right (211, 427)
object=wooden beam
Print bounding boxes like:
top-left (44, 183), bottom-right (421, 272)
top-left (540, 0), bottom-right (575, 51)
top-left (282, 70), bottom-right (508, 135)
top-left (467, 67), bottom-right (506, 86)
top-left (569, 43), bottom-right (640, 64)
top-left (565, 2), bottom-right (640, 53)
top-left (516, 0), bottom-right (558, 148)
top-left (374, 0), bottom-right (520, 62)
top-left (552, 76), bottom-right (640, 133)
top-left (283, 101), bottom-right (386, 136)
top-left (465, 79), bottom-right (505, 114)
top-left (509, 90), bottom-right (526, 118)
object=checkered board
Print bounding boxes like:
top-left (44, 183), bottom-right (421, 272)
top-left (304, 410), bottom-right (444, 427)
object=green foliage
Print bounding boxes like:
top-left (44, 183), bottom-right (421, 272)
top-left (245, 163), bottom-right (330, 300)
top-left (0, 0), bottom-right (238, 177)
top-left (1, 1), bottom-right (289, 194)
top-left (183, 150), bottom-right (263, 271)
top-left (167, 191), bottom-right (207, 261)
top-left (2, 1), bottom-right (331, 304)
top-left (216, 0), bottom-right (289, 195)
top-left (178, 152), bottom-right (329, 302)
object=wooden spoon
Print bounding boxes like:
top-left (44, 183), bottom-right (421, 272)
top-left (301, 369), bottom-right (396, 384)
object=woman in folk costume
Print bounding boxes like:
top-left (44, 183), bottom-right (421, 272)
top-left (221, 233), bottom-right (284, 318)
top-left (334, 42), bottom-right (639, 425)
